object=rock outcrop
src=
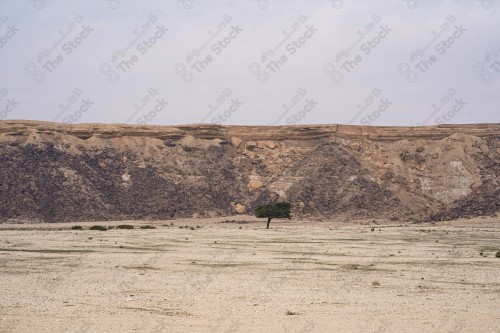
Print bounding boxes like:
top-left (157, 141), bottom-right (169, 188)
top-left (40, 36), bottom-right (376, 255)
top-left (0, 121), bottom-right (498, 223)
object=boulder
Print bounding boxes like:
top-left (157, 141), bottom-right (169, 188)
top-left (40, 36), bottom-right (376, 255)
top-left (249, 180), bottom-right (263, 189)
top-left (415, 153), bottom-right (426, 164)
top-left (349, 141), bottom-right (362, 151)
top-left (380, 170), bottom-right (394, 180)
top-left (257, 140), bottom-right (276, 149)
top-left (265, 141), bottom-right (276, 149)
top-left (480, 144), bottom-right (490, 155)
top-left (234, 204), bottom-right (246, 214)
top-left (231, 136), bottom-right (242, 148)
top-left (471, 179), bottom-right (483, 190)
top-left (246, 141), bottom-right (258, 150)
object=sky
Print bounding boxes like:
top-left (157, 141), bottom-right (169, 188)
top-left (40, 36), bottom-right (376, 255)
top-left (0, 0), bottom-right (498, 126)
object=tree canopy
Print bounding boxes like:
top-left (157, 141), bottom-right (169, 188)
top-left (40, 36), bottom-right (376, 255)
top-left (255, 202), bottom-right (291, 229)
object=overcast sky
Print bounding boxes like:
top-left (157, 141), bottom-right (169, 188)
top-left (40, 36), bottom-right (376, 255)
top-left (0, 0), bottom-right (498, 126)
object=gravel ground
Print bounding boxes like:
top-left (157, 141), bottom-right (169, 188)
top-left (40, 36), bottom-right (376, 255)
top-left (0, 217), bottom-right (499, 332)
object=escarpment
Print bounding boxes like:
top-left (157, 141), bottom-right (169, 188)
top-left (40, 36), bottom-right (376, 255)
top-left (0, 120), bottom-right (498, 222)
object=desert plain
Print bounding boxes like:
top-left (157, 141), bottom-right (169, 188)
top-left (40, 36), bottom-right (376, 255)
top-left (0, 216), bottom-right (499, 333)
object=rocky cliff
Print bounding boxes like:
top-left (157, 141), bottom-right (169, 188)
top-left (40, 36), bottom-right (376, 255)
top-left (0, 120), bottom-right (499, 223)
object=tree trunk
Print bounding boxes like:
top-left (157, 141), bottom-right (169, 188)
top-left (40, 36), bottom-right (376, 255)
top-left (266, 217), bottom-right (271, 229)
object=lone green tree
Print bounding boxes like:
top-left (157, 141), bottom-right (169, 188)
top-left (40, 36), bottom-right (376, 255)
top-left (255, 202), bottom-right (291, 229)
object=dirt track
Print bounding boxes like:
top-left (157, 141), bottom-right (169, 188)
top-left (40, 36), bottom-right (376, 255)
top-left (0, 217), bottom-right (499, 332)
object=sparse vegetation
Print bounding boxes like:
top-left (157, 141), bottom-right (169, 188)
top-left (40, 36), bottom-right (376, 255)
top-left (89, 225), bottom-right (108, 231)
top-left (178, 225), bottom-right (203, 230)
top-left (255, 202), bottom-right (291, 229)
top-left (116, 224), bottom-right (134, 229)
top-left (71, 225), bottom-right (83, 230)
top-left (218, 220), bottom-right (251, 224)
top-left (140, 225), bottom-right (156, 229)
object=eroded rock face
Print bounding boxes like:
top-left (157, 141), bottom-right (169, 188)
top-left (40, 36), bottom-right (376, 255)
top-left (0, 121), bottom-right (498, 222)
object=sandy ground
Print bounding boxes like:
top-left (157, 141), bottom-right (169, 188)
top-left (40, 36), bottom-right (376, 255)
top-left (0, 216), bottom-right (499, 333)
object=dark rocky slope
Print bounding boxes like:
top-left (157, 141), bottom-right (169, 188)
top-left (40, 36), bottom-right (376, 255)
top-left (0, 121), bottom-right (498, 222)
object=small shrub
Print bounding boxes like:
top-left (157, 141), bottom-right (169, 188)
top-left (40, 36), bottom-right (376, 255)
top-left (89, 225), bottom-right (108, 231)
top-left (285, 310), bottom-right (299, 315)
top-left (372, 281), bottom-right (381, 287)
top-left (496, 251), bottom-right (500, 258)
top-left (71, 225), bottom-right (83, 230)
top-left (116, 224), bottom-right (134, 230)
top-left (140, 225), bottom-right (156, 229)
